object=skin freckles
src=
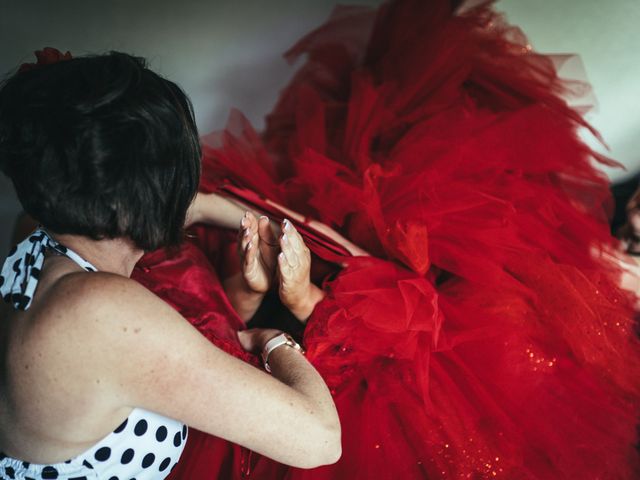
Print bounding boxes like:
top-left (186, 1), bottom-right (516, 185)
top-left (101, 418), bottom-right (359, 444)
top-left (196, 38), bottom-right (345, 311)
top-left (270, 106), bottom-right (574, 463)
top-left (0, 192), bottom-right (343, 467)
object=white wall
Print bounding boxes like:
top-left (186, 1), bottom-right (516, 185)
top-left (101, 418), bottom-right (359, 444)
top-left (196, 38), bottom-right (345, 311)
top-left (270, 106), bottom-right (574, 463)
top-left (0, 0), bottom-right (639, 253)
top-left (498, 0), bottom-right (640, 182)
top-left (0, 0), bottom-right (381, 253)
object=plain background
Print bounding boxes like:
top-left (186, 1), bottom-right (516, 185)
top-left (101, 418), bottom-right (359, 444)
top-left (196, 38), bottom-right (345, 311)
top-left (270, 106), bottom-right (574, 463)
top-left (1, 0), bottom-right (639, 253)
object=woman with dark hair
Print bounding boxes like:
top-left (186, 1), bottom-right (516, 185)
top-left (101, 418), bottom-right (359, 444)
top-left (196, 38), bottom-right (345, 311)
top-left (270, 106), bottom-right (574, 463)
top-left (3, 0), bottom-right (640, 478)
top-left (0, 51), bottom-right (341, 479)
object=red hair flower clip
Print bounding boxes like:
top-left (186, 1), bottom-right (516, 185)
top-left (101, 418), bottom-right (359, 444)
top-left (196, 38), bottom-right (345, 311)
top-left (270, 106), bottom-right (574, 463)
top-left (18, 47), bottom-right (72, 73)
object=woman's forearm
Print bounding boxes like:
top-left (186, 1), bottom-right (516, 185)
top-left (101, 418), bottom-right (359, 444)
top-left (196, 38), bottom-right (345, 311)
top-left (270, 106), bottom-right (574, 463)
top-left (223, 272), bottom-right (265, 321)
top-left (286, 283), bottom-right (325, 324)
top-left (267, 345), bottom-right (341, 461)
top-left (193, 193), bottom-right (251, 229)
top-left (192, 193), bottom-right (369, 258)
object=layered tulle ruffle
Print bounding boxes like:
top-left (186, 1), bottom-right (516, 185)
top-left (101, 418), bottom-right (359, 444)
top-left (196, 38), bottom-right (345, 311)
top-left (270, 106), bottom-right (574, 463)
top-left (141, 0), bottom-right (640, 478)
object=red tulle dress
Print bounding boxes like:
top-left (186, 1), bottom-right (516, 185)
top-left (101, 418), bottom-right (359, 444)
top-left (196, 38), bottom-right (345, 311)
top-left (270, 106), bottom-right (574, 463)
top-left (132, 0), bottom-right (640, 478)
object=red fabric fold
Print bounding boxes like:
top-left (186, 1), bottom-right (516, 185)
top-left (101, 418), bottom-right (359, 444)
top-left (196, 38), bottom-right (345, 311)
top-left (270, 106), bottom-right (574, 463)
top-left (135, 1), bottom-right (640, 478)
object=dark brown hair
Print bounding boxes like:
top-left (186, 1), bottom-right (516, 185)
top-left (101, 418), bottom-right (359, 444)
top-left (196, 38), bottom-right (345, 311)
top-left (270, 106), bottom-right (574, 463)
top-left (0, 51), bottom-right (201, 250)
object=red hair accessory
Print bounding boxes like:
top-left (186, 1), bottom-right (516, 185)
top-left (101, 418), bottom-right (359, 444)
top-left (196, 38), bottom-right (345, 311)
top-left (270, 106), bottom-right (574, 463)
top-left (18, 47), bottom-right (72, 73)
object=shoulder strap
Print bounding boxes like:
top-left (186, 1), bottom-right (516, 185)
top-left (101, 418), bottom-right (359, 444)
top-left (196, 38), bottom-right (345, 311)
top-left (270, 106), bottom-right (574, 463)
top-left (0, 229), bottom-right (97, 310)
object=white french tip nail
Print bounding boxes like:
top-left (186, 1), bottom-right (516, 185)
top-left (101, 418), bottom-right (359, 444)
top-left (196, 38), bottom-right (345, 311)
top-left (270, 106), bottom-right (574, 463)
top-left (283, 219), bottom-right (291, 230)
top-left (260, 215), bottom-right (269, 221)
top-left (278, 252), bottom-right (285, 261)
top-left (282, 233), bottom-right (288, 243)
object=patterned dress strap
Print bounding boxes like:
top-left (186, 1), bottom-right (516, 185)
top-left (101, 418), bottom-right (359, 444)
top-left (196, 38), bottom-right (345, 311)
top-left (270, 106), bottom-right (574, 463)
top-left (0, 228), bottom-right (98, 310)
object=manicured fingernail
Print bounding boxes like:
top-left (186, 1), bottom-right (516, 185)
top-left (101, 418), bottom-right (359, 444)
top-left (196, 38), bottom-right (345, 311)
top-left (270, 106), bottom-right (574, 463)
top-left (278, 252), bottom-right (285, 261)
top-left (243, 228), bottom-right (250, 237)
top-left (282, 233), bottom-right (289, 244)
top-left (241, 217), bottom-right (247, 228)
top-left (283, 219), bottom-right (291, 231)
top-left (260, 215), bottom-right (269, 222)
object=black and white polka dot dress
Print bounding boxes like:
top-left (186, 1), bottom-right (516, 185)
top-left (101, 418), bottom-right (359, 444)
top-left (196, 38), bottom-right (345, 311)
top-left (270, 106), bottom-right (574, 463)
top-left (0, 409), bottom-right (187, 480)
top-left (0, 230), bottom-right (187, 479)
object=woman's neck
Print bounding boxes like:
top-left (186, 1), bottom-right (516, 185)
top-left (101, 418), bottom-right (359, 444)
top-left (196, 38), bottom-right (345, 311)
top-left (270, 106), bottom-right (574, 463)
top-left (48, 233), bottom-right (144, 277)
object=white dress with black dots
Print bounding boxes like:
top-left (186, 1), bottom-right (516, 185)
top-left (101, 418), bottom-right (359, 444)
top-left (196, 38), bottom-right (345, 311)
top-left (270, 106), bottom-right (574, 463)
top-left (0, 409), bottom-right (187, 480)
top-left (0, 230), bottom-right (188, 479)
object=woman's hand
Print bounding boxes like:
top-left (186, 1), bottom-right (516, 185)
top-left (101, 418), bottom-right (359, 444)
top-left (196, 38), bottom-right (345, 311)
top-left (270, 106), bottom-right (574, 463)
top-left (239, 212), bottom-right (278, 293)
top-left (237, 328), bottom-right (283, 354)
top-left (263, 197), bottom-right (370, 257)
top-left (277, 219), bottom-right (325, 322)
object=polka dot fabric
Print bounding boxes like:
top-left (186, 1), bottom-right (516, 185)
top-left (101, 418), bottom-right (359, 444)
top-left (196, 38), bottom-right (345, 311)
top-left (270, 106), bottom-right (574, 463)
top-left (0, 231), bottom-right (187, 478)
top-left (0, 409), bottom-right (186, 479)
top-left (0, 229), bottom-right (97, 310)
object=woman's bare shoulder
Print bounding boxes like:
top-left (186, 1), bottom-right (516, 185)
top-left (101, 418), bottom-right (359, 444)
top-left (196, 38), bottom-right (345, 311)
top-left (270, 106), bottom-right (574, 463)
top-left (2, 272), bottom-right (171, 443)
top-left (40, 270), bottom-right (153, 314)
top-left (29, 271), bottom-right (176, 358)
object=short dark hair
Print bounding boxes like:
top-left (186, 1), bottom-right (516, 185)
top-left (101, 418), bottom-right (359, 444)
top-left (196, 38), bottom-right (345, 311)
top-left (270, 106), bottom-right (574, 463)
top-left (0, 51), bottom-right (201, 250)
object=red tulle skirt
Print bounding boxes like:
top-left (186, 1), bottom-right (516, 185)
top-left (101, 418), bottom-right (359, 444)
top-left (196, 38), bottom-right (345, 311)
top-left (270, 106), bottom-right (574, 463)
top-left (133, 0), bottom-right (640, 478)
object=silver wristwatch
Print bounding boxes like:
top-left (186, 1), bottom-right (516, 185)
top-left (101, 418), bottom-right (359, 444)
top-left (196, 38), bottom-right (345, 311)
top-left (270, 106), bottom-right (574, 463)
top-left (261, 333), bottom-right (304, 373)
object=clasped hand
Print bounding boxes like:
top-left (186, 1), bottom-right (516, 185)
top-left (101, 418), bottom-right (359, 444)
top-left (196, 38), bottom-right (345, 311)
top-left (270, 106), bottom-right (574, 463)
top-left (185, 192), bottom-right (325, 322)
top-left (239, 212), bottom-right (314, 320)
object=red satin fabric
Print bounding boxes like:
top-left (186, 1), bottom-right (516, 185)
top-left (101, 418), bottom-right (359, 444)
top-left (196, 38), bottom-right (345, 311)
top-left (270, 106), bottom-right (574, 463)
top-left (135, 0), bottom-right (640, 478)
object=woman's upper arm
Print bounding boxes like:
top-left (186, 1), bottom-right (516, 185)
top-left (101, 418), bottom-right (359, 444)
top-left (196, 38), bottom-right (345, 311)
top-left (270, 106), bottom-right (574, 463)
top-left (81, 274), bottom-right (338, 468)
